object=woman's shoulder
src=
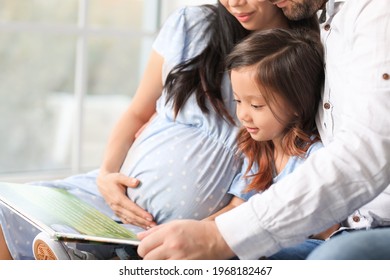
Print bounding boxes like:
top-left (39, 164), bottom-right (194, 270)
top-left (153, 5), bottom-right (215, 64)
top-left (173, 4), bottom-right (215, 21)
top-left (161, 4), bottom-right (215, 33)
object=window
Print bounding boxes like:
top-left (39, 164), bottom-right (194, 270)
top-left (0, 0), bottom-right (215, 182)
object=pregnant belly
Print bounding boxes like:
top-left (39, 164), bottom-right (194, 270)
top-left (120, 122), bottom-right (238, 223)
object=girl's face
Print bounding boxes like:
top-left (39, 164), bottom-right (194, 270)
top-left (231, 67), bottom-right (291, 146)
top-left (219, 0), bottom-right (288, 30)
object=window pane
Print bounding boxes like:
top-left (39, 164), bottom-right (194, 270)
top-left (0, 0), bottom-right (78, 24)
top-left (0, 33), bottom-right (76, 174)
top-left (87, 36), bottom-right (153, 97)
top-left (88, 0), bottom-right (147, 29)
top-left (80, 36), bottom-right (154, 169)
top-left (81, 95), bottom-right (130, 169)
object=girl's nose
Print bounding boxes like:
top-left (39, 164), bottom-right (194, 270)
top-left (236, 106), bottom-right (251, 123)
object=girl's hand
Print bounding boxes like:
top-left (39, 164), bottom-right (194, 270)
top-left (97, 172), bottom-right (156, 229)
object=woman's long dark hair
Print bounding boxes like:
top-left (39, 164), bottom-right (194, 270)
top-left (226, 28), bottom-right (324, 192)
top-left (164, 4), bottom-right (249, 124)
top-left (164, 3), bottom-right (320, 125)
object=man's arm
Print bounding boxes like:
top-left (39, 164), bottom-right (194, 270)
top-left (216, 0), bottom-right (390, 259)
top-left (137, 220), bottom-right (235, 260)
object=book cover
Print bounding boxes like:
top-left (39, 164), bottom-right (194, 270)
top-left (0, 182), bottom-right (140, 246)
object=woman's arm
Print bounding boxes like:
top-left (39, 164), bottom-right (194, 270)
top-left (97, 50), bottom-right (164, 229)
top-left (205, 197), bottom-right (245, 221)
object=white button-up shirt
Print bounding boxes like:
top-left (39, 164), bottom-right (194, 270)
top-left (216, 0), bottom-right (390, 260)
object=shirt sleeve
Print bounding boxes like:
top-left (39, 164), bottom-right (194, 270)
top-left (215, 0), bottom-right (390, 259)
top-left (152, 6), bottom-right (213, 82)
top-left (228, 158), bottom-right (257, 201)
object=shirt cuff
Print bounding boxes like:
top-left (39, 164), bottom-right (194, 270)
top-left (215, 199), bottom-right (281, 260)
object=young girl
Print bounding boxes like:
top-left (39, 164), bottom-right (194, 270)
top-left (204, 28), bottom-right (337, 259)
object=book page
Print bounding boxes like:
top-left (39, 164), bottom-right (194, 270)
top-left (0, 182), bottom-right (139, 245)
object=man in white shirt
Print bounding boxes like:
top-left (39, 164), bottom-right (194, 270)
top-left (137, 0), bottom-right (390, 260)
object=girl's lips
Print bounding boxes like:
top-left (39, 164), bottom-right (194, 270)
top-left (246, 127), bottom-right (258, 134)
top-left (234, 12), bottom-right (254, 23)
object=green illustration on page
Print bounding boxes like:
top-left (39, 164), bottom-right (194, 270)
top-left (0, 182), bottom-right (139, 245)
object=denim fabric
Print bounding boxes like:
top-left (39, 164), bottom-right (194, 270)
top-left (267, 239), bottom-right (324, 260)
top-left (307, 228), bottom-right (390, 260)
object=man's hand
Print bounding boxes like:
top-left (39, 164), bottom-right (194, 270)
top-left (97, 172), bottom-right (156, 229)
top-left (137, 220), bottom-right (235, 260)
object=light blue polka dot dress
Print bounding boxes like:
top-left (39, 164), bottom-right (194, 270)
top-left (0, 6), bottom-right (242, 259)
top-left (120, 6), bottom-right (241, 223)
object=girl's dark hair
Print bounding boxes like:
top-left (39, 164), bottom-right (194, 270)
top-left (164, 3), bottom-right (320, 124)
top-left (226, 28), bottom-right (324, 192)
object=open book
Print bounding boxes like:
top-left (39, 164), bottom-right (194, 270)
top-left (0, 182), bottom-right (141, 246)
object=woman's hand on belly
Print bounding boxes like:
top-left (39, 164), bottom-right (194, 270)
top-left (97, 172), bottom-right (157, 229)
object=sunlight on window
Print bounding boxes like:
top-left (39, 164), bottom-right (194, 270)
top-left (0, 0), bottom-right (215, 181)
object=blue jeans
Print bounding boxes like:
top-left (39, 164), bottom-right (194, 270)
top-left (267, 239), bottom-right (324, 260)
top-left (307, 227), bottom-right (390, 260)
